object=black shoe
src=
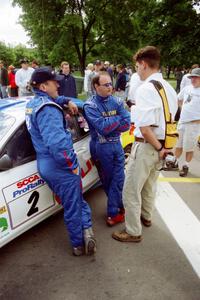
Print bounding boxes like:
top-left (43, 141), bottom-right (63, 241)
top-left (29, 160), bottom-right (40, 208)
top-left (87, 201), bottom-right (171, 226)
top-left (163, 161), bottom-right (179, 171)
top-left (141, 215), bottom-right (152, 227)
top-left (179, 165), bottom-right (189, 177)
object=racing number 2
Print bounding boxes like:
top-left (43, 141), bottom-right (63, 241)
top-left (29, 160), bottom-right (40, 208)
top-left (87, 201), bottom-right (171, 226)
top-left (27, 191), bottom-right (39, 217)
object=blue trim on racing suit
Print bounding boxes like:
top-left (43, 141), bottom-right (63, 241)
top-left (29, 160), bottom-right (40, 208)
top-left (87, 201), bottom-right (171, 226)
top-left (25, 89), bottom-right (92, 247)
top-left (84, 94), bottom-right (130, 217)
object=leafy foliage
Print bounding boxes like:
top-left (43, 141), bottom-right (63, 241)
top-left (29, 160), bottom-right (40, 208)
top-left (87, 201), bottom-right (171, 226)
top-left (0, 42), bottom-right (38, 68)
top-left (9, 0), bottom-right (200, 72)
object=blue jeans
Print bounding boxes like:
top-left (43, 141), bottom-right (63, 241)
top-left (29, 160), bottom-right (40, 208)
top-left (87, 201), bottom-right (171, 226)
top-left (0, 85), bottom-right (8, 98)
top-left (37, 157), bottom-right (92, 247)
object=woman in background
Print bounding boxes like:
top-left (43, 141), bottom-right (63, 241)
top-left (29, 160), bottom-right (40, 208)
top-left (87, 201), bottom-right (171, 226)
top-left (8, 65), bottom-right (18, 97)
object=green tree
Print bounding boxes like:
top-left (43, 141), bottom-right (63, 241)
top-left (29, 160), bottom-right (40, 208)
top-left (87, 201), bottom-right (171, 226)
top-left (132, 0), bottom-right (200, 69)
top-left (0, 42), bottom-right (14, 66)
top-left (13, 0), bottom-right (141, 73)
top-left (12, 45), bottom-right (39, 67)
top-left (12, 0), bottom-right (200, 73)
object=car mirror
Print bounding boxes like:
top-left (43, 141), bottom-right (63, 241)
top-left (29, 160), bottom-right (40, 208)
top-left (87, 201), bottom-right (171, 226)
top-left (0, 154), bottom-right (13, 171)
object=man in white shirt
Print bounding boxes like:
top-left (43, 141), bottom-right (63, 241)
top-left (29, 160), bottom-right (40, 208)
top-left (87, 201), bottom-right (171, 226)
top-left (127, 72), bottom-right (143, 123)
top-left (112, 46), bottom-right (177, 242)
top-left (173, 68), bottom-right (200, 177)
top-left (15, 59), bottom-right (34, 97)
top-left (180, 64), bottom-right (199, 91)
top-left (127, 72), bottom-right (143, 105)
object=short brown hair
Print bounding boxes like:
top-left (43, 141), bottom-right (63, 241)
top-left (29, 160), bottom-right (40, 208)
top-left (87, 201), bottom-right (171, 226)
top-left (92, 71), bottom-right (111, 89)
top-left (116, 64), bottom-right (124, 70)
top-left (134, 46), bottom-right (160, 69)
top-left (61, 61), bottom-right (69, 68)
top-left (191, 64), bottom-right (199, 70)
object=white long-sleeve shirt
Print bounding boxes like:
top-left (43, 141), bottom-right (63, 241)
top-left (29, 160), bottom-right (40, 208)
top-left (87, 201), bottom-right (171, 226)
top-left (15, 67), bottom-right (34, 96)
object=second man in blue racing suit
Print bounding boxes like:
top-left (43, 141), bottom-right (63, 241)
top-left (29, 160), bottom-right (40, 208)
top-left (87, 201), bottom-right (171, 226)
top-left (84, 72), bottom-right (130, 226)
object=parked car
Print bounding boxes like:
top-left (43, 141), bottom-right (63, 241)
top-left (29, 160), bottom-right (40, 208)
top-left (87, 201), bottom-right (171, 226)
top-left (0, 97), bottom-right (134, 247)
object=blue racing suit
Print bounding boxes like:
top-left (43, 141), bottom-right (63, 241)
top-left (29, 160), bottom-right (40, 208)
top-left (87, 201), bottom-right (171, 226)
top-left (84, 94), bottom-right (130, 217)
top-left (25, 89), bottom-right (92, 248)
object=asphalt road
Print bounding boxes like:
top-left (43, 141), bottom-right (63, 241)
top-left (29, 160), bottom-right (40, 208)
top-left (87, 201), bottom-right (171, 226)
top-left (1, 149), bottom-right (200, 300)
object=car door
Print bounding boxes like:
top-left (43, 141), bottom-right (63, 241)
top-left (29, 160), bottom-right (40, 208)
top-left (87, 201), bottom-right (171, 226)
top-left (0, 123), bottom-right (60, 247)
top-left (64, 108), bottom-right (99, 191)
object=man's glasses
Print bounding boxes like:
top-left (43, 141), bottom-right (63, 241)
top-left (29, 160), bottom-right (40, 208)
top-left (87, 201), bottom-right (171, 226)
top-left (99, 82), bottom-right (113, 87)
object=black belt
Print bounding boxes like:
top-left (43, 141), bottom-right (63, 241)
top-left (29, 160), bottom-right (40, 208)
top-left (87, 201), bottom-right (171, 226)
top-left (135, 137), bottom-right (165, 145)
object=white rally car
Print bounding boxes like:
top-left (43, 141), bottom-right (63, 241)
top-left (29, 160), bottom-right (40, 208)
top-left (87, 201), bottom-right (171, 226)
top-left (0, 98), bottom-right (100, 247)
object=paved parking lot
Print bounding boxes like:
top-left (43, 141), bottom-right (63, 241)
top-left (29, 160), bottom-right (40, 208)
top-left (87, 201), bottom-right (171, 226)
top-left (0, 149), bottom-right (200, 300)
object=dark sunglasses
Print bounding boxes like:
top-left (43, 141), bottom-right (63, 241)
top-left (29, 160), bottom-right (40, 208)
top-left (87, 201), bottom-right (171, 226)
top-left (99, 82), bottom-right (113, 87)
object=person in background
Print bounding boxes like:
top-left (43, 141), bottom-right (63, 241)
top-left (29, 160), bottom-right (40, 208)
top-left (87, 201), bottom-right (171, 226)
top-left (126, 71), bottom-right (144, 127)
top-left (8, 65), bottom-right (18, 97)
top-left (87, 60), bottom-right (102, 97)
top-left (0, 60), bottom-right (8, 98)
top-left (25, 67), bottom-right (96, 256)
top-left (127, 72), bottom-right (143, 106)
top-left (84, 72), bottom-right (130, 227)
top-left (175, 67), bottom-right (183, 93)
top-left (104, 61), bottom-right (113, 81)
top-left (112, 46), bottom-right (177, 243)
top-left (170, 68), bottom-right (200, 177)
top-left (58, 61), bottom-right (77, 98)
top-left (32, 60), bottom-right (40, 69)
top-left (15, 59), bottom-right (34, 97)
top-left (180, 64), bottom-right (199, 91)
top-left (84, 63), bottom-right (94, 96)
top-left (115, 64), bottom-right (127, 101)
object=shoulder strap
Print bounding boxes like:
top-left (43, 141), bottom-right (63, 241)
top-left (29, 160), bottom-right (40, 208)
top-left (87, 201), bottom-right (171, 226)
top-left (150, 80), bottom-right (171, 123)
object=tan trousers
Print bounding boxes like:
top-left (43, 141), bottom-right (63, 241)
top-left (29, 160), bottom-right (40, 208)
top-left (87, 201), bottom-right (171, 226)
top-left (123, 142), bottom-right (160, 236)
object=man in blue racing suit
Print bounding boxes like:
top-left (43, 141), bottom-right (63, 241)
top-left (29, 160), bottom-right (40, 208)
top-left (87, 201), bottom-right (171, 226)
top-left (25, 67), bottom-right (96, 256)
top-left (84, 72), bottom-right (130, 226)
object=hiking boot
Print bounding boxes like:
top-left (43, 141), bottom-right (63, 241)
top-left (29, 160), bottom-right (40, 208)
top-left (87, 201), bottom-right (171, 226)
top-left (106, 213), bottom-right (125, 227)
top-left (73, 246), bottom-right (84, 256)
top-left (84, 228), bottom-right (97, 255)
top-left (141, 215), bottom-right (152, 227)
top-left (163, 161), bottom-right (179, 171)
top-left (179, 165), bottom-right (189, 177)
top-left (112, 229), bottom-right (142, 243)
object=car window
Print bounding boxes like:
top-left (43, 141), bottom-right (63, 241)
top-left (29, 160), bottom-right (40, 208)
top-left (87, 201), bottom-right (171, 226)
top-left (1, 123), bottom-right (36, 168)
top-left (0, 113), bottom-right (16, 141)
top-left (64, 108), bottom-right (89, 142)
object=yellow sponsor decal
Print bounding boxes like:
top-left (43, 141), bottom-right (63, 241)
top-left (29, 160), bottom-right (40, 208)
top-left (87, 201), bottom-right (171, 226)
top-left (0, 206), bottom-right (7, 214)
top-left (102, 110), bottom-right (117, 117)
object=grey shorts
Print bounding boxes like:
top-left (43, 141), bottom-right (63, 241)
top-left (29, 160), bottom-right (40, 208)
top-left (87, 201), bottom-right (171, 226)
top-left (176, 122), bottom-right (200, 151)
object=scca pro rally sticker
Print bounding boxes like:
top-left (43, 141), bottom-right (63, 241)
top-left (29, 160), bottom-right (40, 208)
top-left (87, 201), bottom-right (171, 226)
top-left (10, 174), bottom-right (44, 200)
top-left (2, 173), bottom-right (55, 229)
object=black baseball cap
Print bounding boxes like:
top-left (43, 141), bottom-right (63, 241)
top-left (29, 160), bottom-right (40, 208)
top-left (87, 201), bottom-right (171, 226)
top-left (20, 58), bottom-right (29, 64)
top-left (30, 67), bottom-right (63, 85)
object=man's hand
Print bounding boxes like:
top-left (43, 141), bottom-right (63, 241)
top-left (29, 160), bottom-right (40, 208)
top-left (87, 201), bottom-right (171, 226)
top-left (68, 100), bottom-right (78, 115)
top-left (72, 167), bottom-right (79, 175)
top-left (159, 148), bottom-right (171, 160)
